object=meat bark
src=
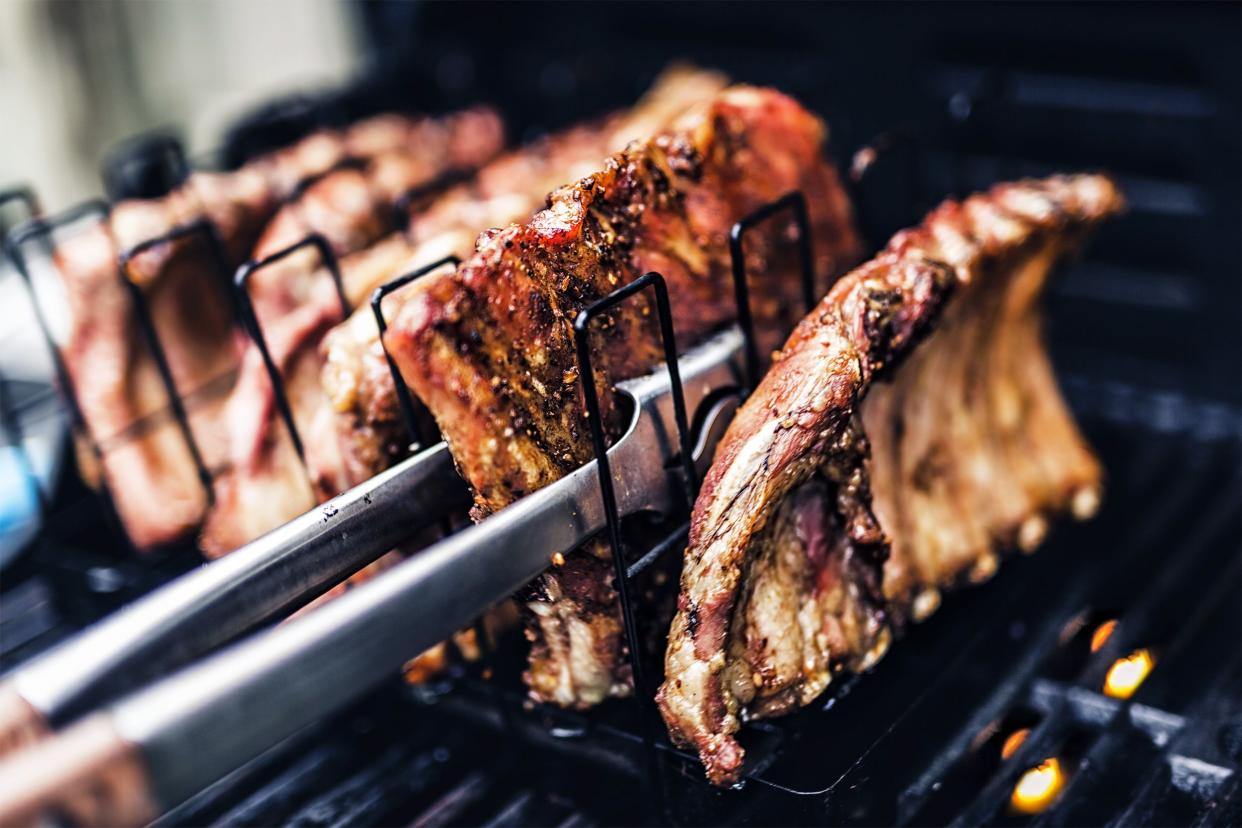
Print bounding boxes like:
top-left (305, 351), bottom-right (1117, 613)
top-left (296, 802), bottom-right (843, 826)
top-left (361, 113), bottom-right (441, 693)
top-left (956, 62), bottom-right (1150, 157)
top-left (384, 86), bottom-right (861, 708)
top-left (320, 66), bottom-right (729, 489)
top-left (657, 174), bottom-right (1124, 785)
top-left (201, 68), bottom-right (725, 558)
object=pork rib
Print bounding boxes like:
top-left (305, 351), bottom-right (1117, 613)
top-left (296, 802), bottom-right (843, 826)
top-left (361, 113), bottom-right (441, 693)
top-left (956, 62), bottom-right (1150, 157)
top-left (54, 108), bottom-right (502, 551)
top-left (320, 66), bottom-right (730, 489)
top-left (56, 172), bottom-right (272, 551)
top-left (656, 174), bottom-right (1124, 786)
top-left (200, 70), bottom-right (725, 558)
top-left (198, 235), bottom-right (418, 556)
top-left (384, 86), bottom-right (861, 708)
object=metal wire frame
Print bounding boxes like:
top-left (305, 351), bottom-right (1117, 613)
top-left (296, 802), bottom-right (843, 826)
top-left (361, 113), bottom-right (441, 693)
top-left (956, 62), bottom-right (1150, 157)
top-left (233, 232), bottom-right (350, 470)
top-left (5, 202), bottom-right (237, 506)
top-left (116, 217), bottom-right (244, 501)
top-left (284, 156), bottom-right (371, 204)
top-left (277, 156), bottom-right (419, 253)
top-left (572, 270), bottom-right (699, 817)
top-left (439, 188), bottom-right (835, 804)
top-left (728, 191), bottom-right (816, 392)
top-left (390, 168), bottom-right (477, 236)
top-left (271, 142), bottom-right (479, 242)
top-left (4, 198), bottom-right (133, 544)
top-left (0, 186), bottom-right (40, 230)
top-left (369, 254), bottom-right (462, 450)
top-left (218, 91), bottom-right (337, 172)
top-left (527, 188), bottom-right (842, 804)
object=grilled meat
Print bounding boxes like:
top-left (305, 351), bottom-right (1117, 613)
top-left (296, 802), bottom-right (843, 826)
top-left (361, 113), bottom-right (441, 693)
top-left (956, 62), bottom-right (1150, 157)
top-left (53, 107), bottom-right (502, 552)
top-left (656, 174), bottom-right (1124, 786)
top-left (250, 107), bottom-right (504, 260)
top-left (321, 66), bottom-right (729, 488)
top-left (55, 173), bottom-right (271, 551)
top-left (384, 86), bottom-right (861, 708)
top-left (201, 69), bottom-right (722, 558)
top-left (523, 540), bottom-right (633, 708)
top-left (868, 179), bottom-right (1117, 607)
top-left (199, 234), bottom-right (417, 556)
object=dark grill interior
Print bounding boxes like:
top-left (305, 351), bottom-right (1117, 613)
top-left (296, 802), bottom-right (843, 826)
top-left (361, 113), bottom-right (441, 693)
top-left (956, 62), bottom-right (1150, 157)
top-left (1, 2), bottom-right (1238, 825)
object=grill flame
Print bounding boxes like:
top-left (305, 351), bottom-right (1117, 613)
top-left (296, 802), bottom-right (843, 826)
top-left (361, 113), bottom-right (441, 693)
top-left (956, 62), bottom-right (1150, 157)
top-left (1010, 757), bottom-right (1065, 814)
top-left (1000, 728), bottom-right (1030, 761)
top-left (1089, 619), bottom-right (1118, 652)
top-left (1104, 648), bottom-right (1154, 699)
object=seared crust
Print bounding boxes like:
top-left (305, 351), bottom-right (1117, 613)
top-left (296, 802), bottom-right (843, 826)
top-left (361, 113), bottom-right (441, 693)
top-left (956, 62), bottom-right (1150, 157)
top-left (658, 253), bottom-right (950, 785)
top-left (387, 86), bottom-right (859, 514)
top-left (657, 174), bottom-right (1124, 785)
top-left (320, 66), bottom-right (730, 488)
top-left (385, 86), bottom-right (861, 707)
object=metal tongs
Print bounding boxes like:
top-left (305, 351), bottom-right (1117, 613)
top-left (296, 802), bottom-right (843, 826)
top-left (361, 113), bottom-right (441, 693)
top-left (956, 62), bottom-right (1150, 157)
top-left (0, 318), bottom-right (746, 825)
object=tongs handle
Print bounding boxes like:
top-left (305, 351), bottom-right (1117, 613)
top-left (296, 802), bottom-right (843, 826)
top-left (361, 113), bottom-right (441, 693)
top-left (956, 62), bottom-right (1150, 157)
top-left (0, 458), bottom-right (610, 827)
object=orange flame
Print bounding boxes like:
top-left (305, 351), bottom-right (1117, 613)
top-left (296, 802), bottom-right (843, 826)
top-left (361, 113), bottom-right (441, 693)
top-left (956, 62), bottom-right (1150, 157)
top-left (1089, 619), bottom-right (1118, 652)
top-left (1104, 649), bottom-right (1154, 699)
top-left (1001, 728), bottom-right (1031, 761)
top-left (1010, 757), bottom-right (1065, 814)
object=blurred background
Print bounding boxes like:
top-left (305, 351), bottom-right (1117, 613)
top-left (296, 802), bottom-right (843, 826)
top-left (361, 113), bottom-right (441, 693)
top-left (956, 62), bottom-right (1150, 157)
top-left (0, 0), bottom-right (360, 208)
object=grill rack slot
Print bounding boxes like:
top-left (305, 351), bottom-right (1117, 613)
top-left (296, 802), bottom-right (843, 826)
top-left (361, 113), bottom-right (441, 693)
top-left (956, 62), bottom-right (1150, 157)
top-left (119, 218), bottom-right (238, 501)
top-left (572, 269), bottom-right (698, 814)
top-left (434, 189), bottom-right (832, 819)
top-left (370, 254), bottom-right (462, 450)
top-left (233, 232), bottom-right (350, 474)
top-left (0, 106), bottom-right (486, 553)
top-left (5, 199), bottom-right (148, 550)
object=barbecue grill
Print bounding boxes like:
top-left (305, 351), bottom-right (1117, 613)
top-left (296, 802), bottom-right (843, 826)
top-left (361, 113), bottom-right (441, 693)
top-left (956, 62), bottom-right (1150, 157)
top-left (1, 3), bottom-right (1238, 825)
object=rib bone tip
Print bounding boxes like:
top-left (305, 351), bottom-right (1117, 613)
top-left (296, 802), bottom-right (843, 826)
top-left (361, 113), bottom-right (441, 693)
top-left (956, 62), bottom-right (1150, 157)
top-left (968, 552), bottom-right (1000, 584)
top-left (1071, 485), bottom-right (1102, 521)
top-left (911, 588), bottom-right (942, 622)
top-left (1018, 515), bottom-right (1049, 554)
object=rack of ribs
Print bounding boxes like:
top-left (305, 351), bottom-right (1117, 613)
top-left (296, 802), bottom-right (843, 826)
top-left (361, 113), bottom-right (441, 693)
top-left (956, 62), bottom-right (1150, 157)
top-left (656, 174), bottom-right (1124, 786)
top-left (51, 107), bottom-right (503, 552)
top-left (196, 69), bottom-right (723, 558)
top-left (54, 170), bottom-right (272, 552)
top-left (382, 86), bottom-right (862, 708)
top-left (320, 65), bottom-right (730, 490)
top-left (199, 67), bottom-right (726, 561)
